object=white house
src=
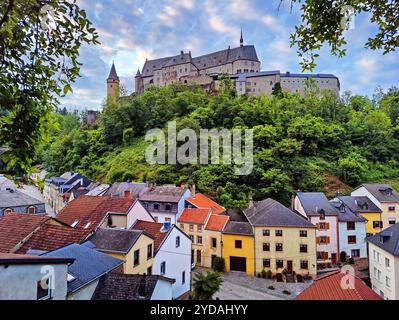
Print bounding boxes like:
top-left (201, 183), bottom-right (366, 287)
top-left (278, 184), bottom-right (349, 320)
top-left (293, 192), bottom-right (339, 267)
top-left (0, 253), bottom-right (72, 300)
top-left (367, 224), bottom-right (399, 300)
top-left (132, 220), bottom-right (192, 299)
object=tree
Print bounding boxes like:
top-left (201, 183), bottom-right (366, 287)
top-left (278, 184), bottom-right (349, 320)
top-left (0, 0), bottom-right (99, 171)
top-left (272, 82), bottom-right (283, 98)
top-left (283, 1), bottom-right (399, 70)
top-left (192, 271), bottom-right (223, 300)
top-left (338, 152), bottom-right (368, 185)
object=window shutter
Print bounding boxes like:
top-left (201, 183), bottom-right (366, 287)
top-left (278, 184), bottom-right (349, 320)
top-left (316, 237), bottom-right (320, 244)
top-left (326, 223), bottom-right (330, 229)
top-left (316, 223), bottom-right (320, 229)
top-left (326, 236), bottom-right (330, 244)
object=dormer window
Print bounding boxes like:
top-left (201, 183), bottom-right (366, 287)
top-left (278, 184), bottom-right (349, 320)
top-left (71, 220), bottom-right (79, 228)
top-left (28, 206), bottom-right (36, 214)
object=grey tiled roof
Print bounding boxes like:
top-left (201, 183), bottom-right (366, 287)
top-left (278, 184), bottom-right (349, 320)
top-left (354, 184), bottom-right (399, 203)
top-left (367, 224), bottom-right (399, 256)
top-left (139, 186), bottom-right (188, 203)
top-left (105, 182), bottom-right (149, 198)
top-left (43, 243), bottom-right (123, 293)
top-left (222, 221), bottom-right (253, 235)
top-left (244, 198), bottom-right (315, 228)
top-left (295, 192), bottom-right (339, 217)
top-left (88, 228), bottom-right (151, 254)
top-left (107, 62), bottom-right (119, 81)
top-left (0, 189), bottom-right (44, 208)
top-left (329, 200), bottom-right (367, 223)
top-left (337, 196), bottom-right (382, 214)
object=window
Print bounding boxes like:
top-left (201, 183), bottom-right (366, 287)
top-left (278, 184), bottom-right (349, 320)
top-left (300, 244), bottom-right (308, 253)
top-left (386, 276), bottom-right (391, 288)
top-left (176, 236), bottom-right (180, 248)
top-left (4, 208), bottom-right (12, 214)
top-left (388, 206), bottom-right (396, 212)
top-left (153, 216), bottom-right (158, 222)
top-left (182, 271), bottom-right (186, 284)
top-left (275, 230), bottom-right (283, 237)
top-left (211, 238), bottom-right (217, 249)
top-left (385, 257), bottom-right (390, 269)
top-left (388, 218), bottom-right (396, 225)
top-left (153, 204), bottom-right (159, 211)
top-left (351, 249), bottom-right (360, 257)
top-left (71, 220), bottom-right (79, 228)
top-left (347, 222), bottom-right (355, 230)
top-left (28, 206), bottom-right (36, 214)
top-left (37, 278), bottom-right (52, 300)
top-left (147, 244), bottom-right (153, 260)
top-left (319, 222), bottom-right (327, 230)
top-left (276, 243), bottom-right (283, 252)
top-left (147, 266), bottom-right (152, 275)
top-left (165, 217), bottom-right (171, 223)
top-left (317, 251), bottom-right (329, 260)
top-left (263, 243), bottom-right (270, 252)
top-left (189, 224), bottom-right (194, 232)
top-left (373, 221), bottom-right (383, 229)
top-left (319, 236), bottom-right (329, 244)
top-left (197, 225), bottom-right (202, 233)
top-left (160, 261), bottom-right (166, 275)
top-left (235, 240), bottom-right (242, 249)
top-left (165, 204), bottom-right (171, 211)
top-left (348, 236), bottom-right (357, 244)
top-left (263, 259), bottom-right (271, 268)
top-left (263, 229), bottom-right (270, 236)
top-left (134, 249), bottom-right (140, 266)
top-left (300, 260), bottom-right (308, 269)
top-left (299, 230), bottom-right (307, 237)
top-left (197, 236), bottom-right (203, 244)
top-left (180, 223), bottom-right (185, 230)
top-left (189, 235), bottom-right (194, 242)
top-left (276, 260), bottom-right (284, 268)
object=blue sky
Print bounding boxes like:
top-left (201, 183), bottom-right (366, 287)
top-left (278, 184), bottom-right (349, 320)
top-left (64, 0), bottom-right (399, 110)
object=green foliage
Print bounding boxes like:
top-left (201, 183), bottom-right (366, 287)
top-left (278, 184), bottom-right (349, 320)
top-left (212, 257), bottom-right (225, 272)
top-left (0, 0), bottom-right (99, 171)
top-left (338, 152), bottom-right (368, 186)
top-left (192, 271), bottom-right (223, 300)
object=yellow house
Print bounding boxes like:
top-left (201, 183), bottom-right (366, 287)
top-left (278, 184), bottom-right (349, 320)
top-left (222, 221), bottom-right (255, 276)
top-left (244, 198), bottom-right (317, 278)
top-left (89, 228), bottom-right (154, 275)
top-left (337, 195), bottom-right (383, 236)
top-left (203, 214), bottom-right (230, 268)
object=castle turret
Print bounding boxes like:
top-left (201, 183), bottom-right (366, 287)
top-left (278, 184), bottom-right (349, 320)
top-left (107, 61), bottom-right (120, 101)
top-left (240, 28), bottom-right (244, 47)
top-left (135, 68), bottom-right (144, 95)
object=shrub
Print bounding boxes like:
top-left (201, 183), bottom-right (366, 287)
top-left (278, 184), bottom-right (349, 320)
top-left (266, 270), bottom-right (273, 279)
top-left (261, 269), bottom-right (267, 278)
top-left (212, 257), bottom-right (225, 272)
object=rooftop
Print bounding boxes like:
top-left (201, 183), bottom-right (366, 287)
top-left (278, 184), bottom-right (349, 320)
top-left (367, 223), bottom-right (399, 256)
top-left (186, 193), bottom-right (226, 215)
top-left (131, 220), bottom-right (170, 252)
top-left (354, 184), bottom-right (399, 203)
top-left (0, 189), bottom-right (44, 209)
top-left (105, 182), bottom-right (148, 198)
top-left (139, 185), bottom-right (188, 203)
top-left (329, 200), bottom-right (367, 223)
top-left (205, 214), bottom-right (229, 232)
top-left (178, 208), bottom-right (211, 225)
top-left (337, 196), bottom-right (382, 213)
top-left (223, 221), bottom-right (253, 236)
top-left (295, 192), bottom-right (339, 217)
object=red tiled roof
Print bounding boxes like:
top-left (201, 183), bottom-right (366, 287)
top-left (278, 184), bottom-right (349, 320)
top-left (295, 271), bottom-right (382, 300)
top-left (205, 214), bottom-right (229, 232)
top-left (16, 224), bottom-right (91, 254)
top-left (178, 208), bottom-right (211, 225)
top-left (56, 196), bottom-right (135, 231)
top-left (186, 194), bottom-right (226, 215)
top-left (131, 220), bottom-right (169, 252)
top-left (0, 213), bottom-right (50, 253)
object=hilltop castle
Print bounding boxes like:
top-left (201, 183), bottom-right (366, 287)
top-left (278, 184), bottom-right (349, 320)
top-left (107, 31), bottom-right (340, 98)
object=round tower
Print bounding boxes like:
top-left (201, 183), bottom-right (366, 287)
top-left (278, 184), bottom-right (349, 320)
top-left (107, 61), bottom-right (120, 101)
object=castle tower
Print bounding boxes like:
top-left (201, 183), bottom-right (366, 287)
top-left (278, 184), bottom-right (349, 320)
top-left (240, 28), bottom-right (244, 47)
top-left (135, 69), bottom-right (143, 95)
top-left (107, 61), bottom-right (120, 101)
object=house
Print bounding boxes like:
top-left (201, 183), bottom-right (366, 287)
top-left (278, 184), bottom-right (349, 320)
top-left (0, 253), bottom-right (73, 300)
top-left (352, 184), bottom-right (399, 230)
top-left (0, 189), bottom-right (46, 216)
top-left (185, 193), bottom-right (226, 215)
top-left (139, 185), bottom-right (192, 224)
top-left (105, 182), bottom-right (149, 198)
top-left (222, 220), bottom-right (255, 275)
top-left (244, 198), bottom-right (317, 279)
top-left (293, 192), bottom-right (339, 268)
top-left (295, 270), bottom-right (382, 300)
top-left (43, 172), bottom-right (91, 213)
top-left (132, 220), bottom-right (192, 299)
top-left (92, 273), bottom-right (174, 300)
top-left (367, 224), bottom-right (399, 300)
top-left (0, 212), bottom-right (91, 254)
top-left (330, 199), bottom-right (368, 260)
top-left (88, 228), bottom-right (155, 275)
top-left (337, 195), bottom-right (383, 236)
top-left (0, 174), bottom-right (17, 190)
top-left (43, 243), bottom-right (124, 300)
top-left (56, 195), bottom-right (154, 232)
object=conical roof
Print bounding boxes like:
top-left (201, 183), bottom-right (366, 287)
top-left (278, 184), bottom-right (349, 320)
top-left (107, 62), bottom-right (119, 81)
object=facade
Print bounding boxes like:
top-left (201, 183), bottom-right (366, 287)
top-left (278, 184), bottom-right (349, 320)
top-left (367, 224), bottom-right (399, 300)
top-left (293, 192), bottom-right (339, 267)
top-left (0, 189), bottom-right (46, 216)
top-left (244, 198), bottom-right (317, 278)
top-left (351, 184), bottom-right (399, 231)
top-left (0, 253), bottom-right (72, 300)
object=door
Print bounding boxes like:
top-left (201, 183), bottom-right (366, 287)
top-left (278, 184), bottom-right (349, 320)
top-left (332, 253), bottom-right (337, 265)
top-left (230, 257), bottom-right (246, 272)
top-left (196, 250), bottom-right (202, 264)
top-left (287, 260), bottom-right (293, 274)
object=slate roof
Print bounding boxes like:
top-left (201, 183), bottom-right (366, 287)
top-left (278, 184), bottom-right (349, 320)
top-left (92, 273), bottom-right (174, 300)
top-left (222, 221), bottom-right (253, 236)
top-left (88, 228), bottom-right (152, 254)
top-left (354, 184), bottom-right (399, 203)
top-left (105, 182), bottom-right (149, 198)
top-left (329, 200), bottom-right (367, 223)
top-left (295, 271), bottom-right (382, 300)
top-left (131, 220), bottom-right (170, 252)
top-left (56, 196), bottom-right (135, 230)
top-left (0, 252), bottom-right (73, 265)
top-left (244, 198), bottom-right (315, 228)
top-left (205, 214), bottom-right (229, 232)
top-left (139, 186), bottom-right (188, 203)
top-left (367, 223), bottom-right (399, 256)
top-left (107, 62), bottom-right (119, 81)
top-left (186, 193), bottom-right (226, 215)
top-left (43, 243), bottom-right (123, 294)
top-left (85, 184), bottom-right (110, 196)
top-left (337, 196), bottom-right (382, 213)
top-left (295, 192), bottom-right (339, 216)
top-left (0, 189), bottom-right (44, 209)
top-left (0, 213), bottom-right (50, 253)
top-left (178, 208), bottom-right (211, 225)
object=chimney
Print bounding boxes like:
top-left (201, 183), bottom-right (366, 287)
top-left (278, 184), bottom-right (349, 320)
top-left (180, 50), bottom-right (184, 55)
top-left (191, 184), bottom-right (196, 197)
top-left (161, 221), bottom-right (171, 233)
top-left (124, 190), bottom-right (132, 198)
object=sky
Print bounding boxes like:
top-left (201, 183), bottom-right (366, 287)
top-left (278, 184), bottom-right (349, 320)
top-left (63, 0), bottom-right (399, 111)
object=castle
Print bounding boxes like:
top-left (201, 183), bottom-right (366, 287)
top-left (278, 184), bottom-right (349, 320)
top-left (107, 31), bottom-right (340, 99)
